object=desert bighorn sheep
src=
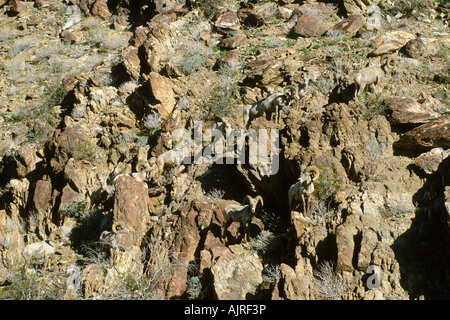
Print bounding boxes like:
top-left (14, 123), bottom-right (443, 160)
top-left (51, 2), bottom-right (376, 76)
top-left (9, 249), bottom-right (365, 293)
top-left (99, 221), bottom-right (130, 250)
top-left (222, 195), bottom-right (264, 243)
top-left (349, 65), bottom-right (384, 98)
top-left (288, 166), bottom-right (320, 217)
top-left (243, 85), bottom-right (299, 128)
top-left (22, 230), bottom-right (66, 268)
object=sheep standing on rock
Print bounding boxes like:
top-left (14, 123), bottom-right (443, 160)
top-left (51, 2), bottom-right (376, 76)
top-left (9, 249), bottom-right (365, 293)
top-left (243, 85), bottom-right (299, 128)
top-left (222, 195), bottom-right (264, 244)
top-left (22, 230), bottom-right (66, 269)
top-left (352, 65), bottom-right (384, 99)
top-left (288, 166), bottom-right (320, 217)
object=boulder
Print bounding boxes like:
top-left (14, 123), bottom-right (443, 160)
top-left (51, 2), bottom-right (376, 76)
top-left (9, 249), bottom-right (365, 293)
top-left (15, 143), bottom-right (39, 178)
top-left (395, 115), bottom-right (450, 152)
top-left (335, 223), bottom-right (358, 272)
top-left (91, 0), bottom-right (111, 20)
top-left (147, 72), bottom-right (176, 118)
top-left (328, 15), bottom-right (366, 37)
top-left (121, 46), bottom-right (141, 80)
top-left (33, 179), bottom-right (52, 214)
top-left (414, 148), bottom-right (449, 174)
top-left (293, 14), bottom-right (329, 37)
top-left (113, 175), bottom-right (150, 248)
top-left (218, 34), bottom-right (246, 49)
top-left (400, 37), bottom-right (426, 59)
top-left (357, 228), bottom-right (378, 271)
top-left (214, 11), bottom-right (240, 32)
top-left (384, 96), bottom-right (440, 125)
top-left (279, 263), bottom-right (311, 300)
top-left (166, 202), bottom-right (202, 298)
top-left (211, 247), bottom-right (263, 300)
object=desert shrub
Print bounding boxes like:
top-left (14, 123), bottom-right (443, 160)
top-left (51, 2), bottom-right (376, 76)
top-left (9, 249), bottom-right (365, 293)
top-left (208, 66), bottom-right (240, 118)
top-left (179, 55), bottom-right (206, 75)
top-left (7, 36), bottom-right (36, 57)
top-left (315, 164), bottom-right (343, 203)
top-left (313, 261), bottom-right (346, 300)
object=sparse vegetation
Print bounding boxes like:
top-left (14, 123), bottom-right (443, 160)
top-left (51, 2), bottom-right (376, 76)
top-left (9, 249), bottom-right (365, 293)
top-left (313, 261), bottom-right (346, 300)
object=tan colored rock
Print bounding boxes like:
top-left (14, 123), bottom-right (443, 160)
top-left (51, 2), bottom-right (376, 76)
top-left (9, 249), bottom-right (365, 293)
top-left (328, 15), bottom-right (366, 37)
top-left (395, 115), bottom-right (450, 152)
top-left (400, 37), bottom-right (426, 58)
top-left (414, 148), bottom-right (448, 174)
top-left (15, 143), bottom-right (38, 178)
top-left (215, 11), bottom-right (240, 31)
top-left (293, 14), bottom-right (329, 37)
top-left (279, 263), bottom-right (311, 300)
top-left (33, 179), bottom-right (52, 214)
top-left (91, 0), bottom-right (111, 20)
top-left (335, 223), bottom-right (358, 272)
top-left (166, 201), bottom-right (201, 299)
top-left (148, 72), bottom-right (175, 119)
top-left (218, 34), bottom-right (246, 49)
top-left (357, 228), bottom-right (378, 271)
top-left (121, 46), bottom-right (141, 80)
top-left (113, 175), bottom-right (150, 248)
top-left (384, 96), bottom-right (440, 125)
top-left (211, 248), bottom-right (263, 300)
top-left (217, 49), bottom-right (240, 68)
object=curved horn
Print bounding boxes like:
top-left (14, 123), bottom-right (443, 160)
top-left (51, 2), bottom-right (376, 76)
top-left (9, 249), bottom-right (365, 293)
top-left (283, 85), bottom-right (298, 98)
top-left (112, 221), bottom-right (124, 234)
top-left (49, 230), bottom-right (63, 242)
top-left (306, 166), bottom-right (320, 181)
top-left (255, 195), bottom-right (264, 206)
top-left (243, 195), bottom-right (252, 204)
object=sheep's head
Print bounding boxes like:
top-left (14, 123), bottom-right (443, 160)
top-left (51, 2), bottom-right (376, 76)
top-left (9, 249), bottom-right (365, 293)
top-left (112, 221), bottom-right (131, 234)
top-left (243, 195), bottom-right (264, 215)
top-left (49, 230), bottom-right (67, 247)
top-left (299, 165), bottom-right (320, 183)
top-left (283, 85), bottom-right (299, 101)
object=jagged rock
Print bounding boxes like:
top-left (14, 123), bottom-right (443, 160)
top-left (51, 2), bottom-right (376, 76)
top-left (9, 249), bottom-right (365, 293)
top-left (112, 175), bottom-right (150, 248)
top-left (217, 49), bottom-right (240, 68)
top-left (0, 210), bottom-right (24, 277)
top-left (218, 34), bottom-right (246, 49)
top-left (91, 0), bottom-right (111, 20)
top-left (214, 11), bottom-right (240, 32)
top-left (395, 115), bottom-right (450, 152)
top-left (121, 46), bottom-right (140, 80)
top-left (293, 14), bottom-right (329, 37)
top-left (237, 8), bottom-right (264, 27)
top-left (33, 179), bottom-right (52, 214)
top-left (372, 31), bottom-right (416, 48)
top-left (414, 148), bottom-right (449, 174)
top-left (211, 247), bottom-right (263, 300)
top-left (335, 223), bottom-right (359, 272)
top-left (384, 96), bottom-right (440, 125)
top-left (400, 37), bottom-right (426, 58)
top-left (366, 5), bottom-right (382, 31)
top-left (147, 72), bottom-right (175, 118)
top-left (328, 15), bottom-right (366, 37)
top-left (279, 263), bottom-right (311, 300)
top-left (357, 228), bottom-right (378, 271)
top-left (343, 0), bottom-right (380, 16)
top-left (166, 201), bottom-right (201, 299)
top-left (14, 143), bottom-right (39, 178)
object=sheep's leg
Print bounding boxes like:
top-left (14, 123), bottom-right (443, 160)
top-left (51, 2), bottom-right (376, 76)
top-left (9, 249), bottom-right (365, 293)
top-left (301, 194), bottom-right (306, 217)
top-left (242, 222), bottom-right (247, 242)
top-left (305, 195), bottom-right (311, 217)
top-left (222, 220), bottom-right (232, 243)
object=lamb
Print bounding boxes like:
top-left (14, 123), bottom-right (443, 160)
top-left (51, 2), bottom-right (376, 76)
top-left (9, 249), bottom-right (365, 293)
top-left (22, 230), bottom-right (66, 268)
top-left (243, 85), bottom-right (299, 128)
top-left (99, 221), bottom-right (130, 250)
top-left (352, 65), bottom-right (384, 98)
top-left (222, 195), bottom-right (264, 243)
top-left (288, 165), bottom-right (320, 217)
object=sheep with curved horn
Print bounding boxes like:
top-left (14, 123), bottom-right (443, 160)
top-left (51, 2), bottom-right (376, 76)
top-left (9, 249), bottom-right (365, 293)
top-left (22, 230), bottom-right (66, 269)
top-left (99, 221), bottom-right (130, 250)
top-left (243, 84), bottom-right (299, 128)
top-left (288, 166), bottom-right (320, 217)
top-left (222, 195), bottom-right (264, 244)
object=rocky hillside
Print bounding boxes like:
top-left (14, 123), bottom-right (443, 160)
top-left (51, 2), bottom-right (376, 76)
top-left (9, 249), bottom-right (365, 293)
top-left (0, 0), bottom-right (449, 300)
